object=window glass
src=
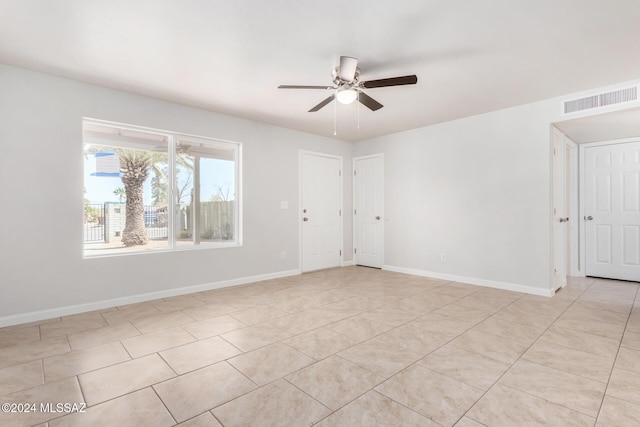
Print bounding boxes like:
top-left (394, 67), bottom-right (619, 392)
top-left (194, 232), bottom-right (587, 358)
top-left (83, 120), bottom-right (240, 257)
top-left (175, 138), bottom-right (237, 246)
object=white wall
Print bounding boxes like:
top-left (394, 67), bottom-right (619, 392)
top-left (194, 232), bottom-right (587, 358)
top-left (0, 65), bottom-right (353, 325)
top-left (3, 64), bottom-right (636, 324)
top-left (354, 100), bottom-right (562, 295)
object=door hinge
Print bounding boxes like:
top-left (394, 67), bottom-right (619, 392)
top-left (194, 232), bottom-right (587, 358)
top-left (354, 209), bottom-right (357, 215)
top-left (354, 248), bottom-right (357, 254)
top-left (354, 170), bottom-right (357, 176)
top-left (339, 170), bottom-right (341, 176)
top-left (339, 210), bottom-right (341, 216)
top-left (340, 250), bottom-right (342, 256)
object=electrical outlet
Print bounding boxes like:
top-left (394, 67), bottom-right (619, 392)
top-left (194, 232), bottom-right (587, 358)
top-left (281, 251), bottom-right (286, 260)
top-left (439, 252), bottom-right (447, 262)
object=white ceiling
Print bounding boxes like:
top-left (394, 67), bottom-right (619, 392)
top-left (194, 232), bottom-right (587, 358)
top-left (2, 0), bottom-right (640, 142)
top-left (555, 108), bottom-right (640, 144)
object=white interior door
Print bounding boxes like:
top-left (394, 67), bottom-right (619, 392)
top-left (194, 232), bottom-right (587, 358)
top-left (353, 154), bottom-right (384, 268)
top-left (301, 152), bottom-right (342, 272)
top-left (552, 130), bottom-right (567, 289)
top-left (585, 140), bottom-right (640, 282)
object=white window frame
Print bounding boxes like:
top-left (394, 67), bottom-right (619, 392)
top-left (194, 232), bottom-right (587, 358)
top-left (82, 118), bottom-right (242, 257)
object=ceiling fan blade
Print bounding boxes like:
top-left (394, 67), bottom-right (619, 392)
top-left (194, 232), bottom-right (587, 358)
top-left (339, 56), bottom-right (358, 82)
top-left (308, 95), bottom-right (335, 112)
top-left (278, 85), bottom-right (333, 89)
top-left (361, 75), bottom-right (418, 89)
top-left (358, 91), bottom-right (383, 111)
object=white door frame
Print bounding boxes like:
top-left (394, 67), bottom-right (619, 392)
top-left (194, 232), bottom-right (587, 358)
top-left (565, 138), bottom-right (579, 276)
top-left (579, 137), bottom-right (640, 279)
top-left (550, 127), bottom-right (580, 290)
top-left (298, 150), bottom-right (343, 272)
top-left (352, 153), bottom-right (384, 268)
top-left (552, 128), bottom-right (568, 289)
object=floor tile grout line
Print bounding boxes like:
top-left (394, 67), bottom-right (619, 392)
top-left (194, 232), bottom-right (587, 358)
top-left (594, 282), bottom-right (640, 423)
top-left (547, 321), bottom-right (627, 340)
top-left (371, 388), bottom-right (445, 426)
top-left (309, 388), bottom-right (433, 427)
top-left (156, 351), bottom-right (180, 378)
top-left (2, 269), bottom-right (638, 425)
top-left (149, 384), bottom-right (177, 425)
top-left (476, 278), bottom-right (637, 422)
top-left (454, 286), bottom-right (592, 424)
top-left (73, 374), bottom-right (88, 411)
top-left (119, 338), bottom-right (136, 360)
top-left (210, 409), bottom-right (226, 426)
top-left (39, 358), bottom-right (45, 389)
top-left (40, 342), bottom-right (133, 385)
top-left (37, 376), bottom-right (86, 426)
top-left (346, 308), bottom-right (488, 416)
top-left (220, 280), bottom-right (469, 419)
top-left (216, 334), bottom-right (245, 354)
top-left (281, 352), bottom-right (386, 415)
top-left (497, 382), bottom-right (598, 421)
top-left (225, 358), bottom-right (261, 389)
top-left (280, 377), bottom-right (333, 414)
top-left (147, 361), bottom-right (260, 423)
top-left (533, 333), bottom-right (621, 364)
top-left (512, 356), bottom-right (610, 388)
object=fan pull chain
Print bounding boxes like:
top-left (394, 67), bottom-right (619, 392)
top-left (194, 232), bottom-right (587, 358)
top-left (333, 95), bottom-right (337, 136)
top-left (357, 91), bottom-right (360, 129)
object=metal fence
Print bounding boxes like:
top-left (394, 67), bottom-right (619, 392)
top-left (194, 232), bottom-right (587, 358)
top-left (144, 205), bottom-right (169, 240)
top-left (84, 204), bottom-right (105, 242)
top-left (83, 202), bottom-right (232, 243)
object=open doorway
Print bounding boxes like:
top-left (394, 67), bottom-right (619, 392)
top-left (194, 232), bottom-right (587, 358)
top-left (554, 107), bottom-right (640, 284)
top-left (551, 127), bottom-right (579, 290)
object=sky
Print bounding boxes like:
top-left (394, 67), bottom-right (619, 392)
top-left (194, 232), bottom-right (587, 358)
top-left (84, 154), bottom-right (235, 206)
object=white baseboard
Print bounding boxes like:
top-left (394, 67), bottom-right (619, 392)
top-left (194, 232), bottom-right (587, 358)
top-left (0, 269), bottom-right (301, 328)
top-left (382, 265), bottom-right (554, 297)
top-left (341, 260), bottom-right (355, 267)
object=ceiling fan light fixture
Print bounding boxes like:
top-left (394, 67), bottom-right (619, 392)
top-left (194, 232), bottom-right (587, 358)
top-left (278, 56), bottom-right (417, 113)
top-left (336, 87), bottom-right (358, 105)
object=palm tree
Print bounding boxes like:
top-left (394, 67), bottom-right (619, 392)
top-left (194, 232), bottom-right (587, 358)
top-left (113, 187), bottom-right (126, 203)
top-left (87, 144), bottom-right (192, 247)
top-left (118, 150), bottom-right (191, 247)
top-left (119, 150), bottom-right (153, 246)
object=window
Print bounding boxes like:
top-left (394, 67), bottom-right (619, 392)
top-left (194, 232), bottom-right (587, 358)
top-left (83, 119), bottom-right (241, 257)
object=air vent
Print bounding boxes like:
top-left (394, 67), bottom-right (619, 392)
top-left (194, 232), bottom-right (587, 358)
top-left (564, 95), bottom-right (599, 113)
top-left (563, 86), bottom-right (638, 114)
top-left (599, 86), bottom-right (637, 106)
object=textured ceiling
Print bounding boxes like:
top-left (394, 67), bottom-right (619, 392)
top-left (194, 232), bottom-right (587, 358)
top-left (2, 0), bottom-right (640, 141)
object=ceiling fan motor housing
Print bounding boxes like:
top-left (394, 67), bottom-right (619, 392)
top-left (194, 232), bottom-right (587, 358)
top-left (332, 66), bottom-right (361, 88)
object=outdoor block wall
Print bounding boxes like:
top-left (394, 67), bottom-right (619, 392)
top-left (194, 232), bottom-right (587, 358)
top-left (104, 202), bottom-right (126, 243)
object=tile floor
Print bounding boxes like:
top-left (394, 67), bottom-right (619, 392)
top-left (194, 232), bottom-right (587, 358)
top-left (1, 267), bottom-right (639, 426)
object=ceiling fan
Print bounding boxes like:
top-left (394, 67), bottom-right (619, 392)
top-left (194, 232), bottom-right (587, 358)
top-left (278, 56), bottom-right (418, 112)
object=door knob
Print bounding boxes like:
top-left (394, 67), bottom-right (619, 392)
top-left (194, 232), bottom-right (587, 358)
top-left (303, 217), bottom-right (309, 222)
top-left (584, 215), bottom-right (594, 221)
top-left (375, 216), bottom-right (381, 220)
top-left (559, 217), bottom-right (569, 223)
